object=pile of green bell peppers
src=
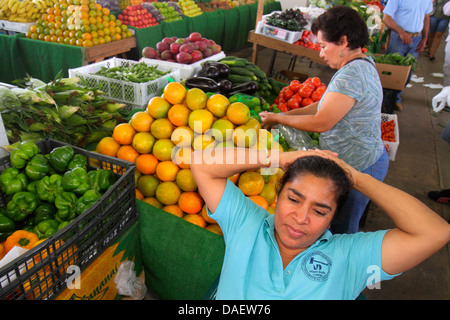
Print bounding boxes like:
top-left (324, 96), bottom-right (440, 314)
top-left (0, 141), bottom-right (116, 240)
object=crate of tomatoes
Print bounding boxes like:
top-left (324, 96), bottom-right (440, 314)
top-left (270, 77), bottom-right (326, 112)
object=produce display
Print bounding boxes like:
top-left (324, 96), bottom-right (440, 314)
top-left (95, 81), bottom-right (286, 233)
top-left (265, 8), bottom-right (308, 32)
top-left (93, 61), bottom-right (171, 83)
top-left (118, 0), bottom-right (143, 10)
top-left (178, 0), bottom-right (202, 17)
top-left (271, 77), bottom-right (327, 112)
top-left (96, 0), bottom-right (121, 11)
top-left (117, 4), bottom-right (159, 28)
top-left (142, 2), bottom-right (164, 21)
top-left (294, 30), bottom-right (320, 52)
top-left (0, 75), bottom-right (129, 148)
top-left (25, 0), bottom-right (133, 46)
top-left (0, 140), bottom-right (116, 247)
top-left (141, 32), bottom-right (221, 64)
top-left (0, 0), bottom-right (58, 22)
top-left (154, 1), bottom-right (183, 22)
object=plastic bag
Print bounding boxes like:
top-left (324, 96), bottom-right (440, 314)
top-left (431, 86), bottom-right (450, 113)
top-left (114, 260), bottom-right (147, 300)
top-left (275, 124), bottom-right (319, 151)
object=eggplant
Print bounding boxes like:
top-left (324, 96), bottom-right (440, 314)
top-left (185, 77), bottom-right (219, 92)
top-left (218, 79), bottom-right (233, 93)
top-left (202, 61), bottom-right (231, 77)
top-left (226, 81), bottom-right (258, 96)
top-left (197, 65), bottom-right (220, 79)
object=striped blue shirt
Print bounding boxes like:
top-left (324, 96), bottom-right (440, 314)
top-left (318, 57), bottom-right (385, 171)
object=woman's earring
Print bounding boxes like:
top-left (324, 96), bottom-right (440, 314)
top-left (339, 51), bottom-right (344, 58)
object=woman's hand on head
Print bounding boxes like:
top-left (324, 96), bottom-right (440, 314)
top-left (278, 149), bottom-right (336, 172)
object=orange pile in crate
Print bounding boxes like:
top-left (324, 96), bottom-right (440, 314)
top-left (96, 82), bottom-right (284, 235)
top-left (26, 0), bottom-right (133, 46)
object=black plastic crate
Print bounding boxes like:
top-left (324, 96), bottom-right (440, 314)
top-left (0, 138), bottom-right (137, 300)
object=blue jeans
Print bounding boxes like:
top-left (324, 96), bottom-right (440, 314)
top-left (387, 31), bottom-right (422, 103)
top-left (330, 149), bottom-right (389, 234)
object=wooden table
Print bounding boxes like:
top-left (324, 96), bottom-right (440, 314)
top-left (83, 37), bottom-right (137, 65)
top-left (248, 30), bottom-right (327, 76)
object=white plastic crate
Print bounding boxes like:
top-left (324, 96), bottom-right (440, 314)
top-left (68, 57), bottom-right (180, 108)
top-left (141, 51), bottom-right (226, 80)
top-left (0, 19), bottom-right (34, 34)
top-left (381, 113), bottom-right (399, 161)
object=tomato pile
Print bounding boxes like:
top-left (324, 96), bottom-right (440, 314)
top-left (271, 77), bottom-right (326, 112)
top-left (381, 119), bottom-right (396, 142)
top-left (294, 30), bottom-right (320, 51)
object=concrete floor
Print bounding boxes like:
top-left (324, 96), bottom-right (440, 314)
top-left (227, 37), bottom-right (450, 300)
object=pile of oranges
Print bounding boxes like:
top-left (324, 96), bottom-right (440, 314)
top-left (96, 81), bottom-right (285, 235)
top-left (25, 0), bottom-right (133, 47)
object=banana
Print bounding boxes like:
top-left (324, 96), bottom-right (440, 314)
top-left (7, 0), bottom-right (16, 11)
top-left (32, 0), bottom-right (43, 10)
top-left (11, 0), bottom-right (20, 13)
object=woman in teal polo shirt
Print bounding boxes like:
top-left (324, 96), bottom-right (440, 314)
top-left (190, 147), bottom-right (450, 299)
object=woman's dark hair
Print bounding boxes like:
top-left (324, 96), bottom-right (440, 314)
top-left (311, 5), bottom-right (369, 50)
top-left (276, 156), bottom-right (352, 223)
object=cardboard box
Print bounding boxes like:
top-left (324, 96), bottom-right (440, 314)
top-left (375, 62), bottom-right (411, 90)
top-left (255, 20), bottom-right (303, 44)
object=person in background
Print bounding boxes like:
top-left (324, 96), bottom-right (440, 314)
top-left (190, 147), bottom-right (450, 299)
top-left (259, 6), bottom-right (389, 234)
top-left (426, 0), bottom-right (450, 61)
top-left (382, 0), bottom-right (433, 110)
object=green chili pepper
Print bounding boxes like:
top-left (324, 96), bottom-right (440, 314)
top-left (0, 167), bottom-right (28, 195)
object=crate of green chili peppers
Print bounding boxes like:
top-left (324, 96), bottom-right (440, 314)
top-left (0, 138), bottom-right (137, 300)
top-left (69, 57), bottom-right (181, 108)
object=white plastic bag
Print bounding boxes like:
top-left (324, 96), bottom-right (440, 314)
top-left (276, 124), bottom-right (319, 151)
top-left (431, 86), bottom-right (450, 113)
top-left (114, 260), bottom-right (147, 300)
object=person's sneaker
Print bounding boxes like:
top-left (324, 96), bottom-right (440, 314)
top-left (395, 102), bottom-right (403, 111)
top-left (427, 189), bottom-right (450, 204)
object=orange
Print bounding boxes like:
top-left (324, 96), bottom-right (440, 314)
top-left (136, 188), bottom-right (144, 200)
top-left (185, 88), bottom-right (207, 110)
top-left (251, 129), bottom-right (273, 150)
top-left (206, 94), bottom-right (230, 117)
top-left (172, 147), bottom-right (192, 169)
top-left (142, 197), bottom-right (163, 209)
top-left (156, 181), bottom-right (181, 205)
top-left (176, 169), bottom-right (197, 192)
top-left (155, 160), bottom-right (179, 182)
top-left (210, 119), bottom-right (234, 142)
top-left (152, 139), bottom-right (175, 161)
top-left (162, 204), bottom-right (184, 218)
top-left (226, 102), bottom-right (250, 125)
top-left (171, 126), bottom-right (194, 148)
top-left (130, 111), bottom-right (154, 132)
top-left (206, 224), bottom-right (223, 236)
top-left (132, 132), bottom-right (155, 154)
top-left (150, 118), bottom-right (174, 140)
top-left (96, 137), bottom-right (120, 157)
top-left (244, 117), bottom-right (262, 132)
top-left (183, 213), bottom-right (207, 228)
top-left (192, 134), bottom-right (216, 151)
top-left (258, 183), bottom-right (277, 206)
top-left (137, 174), bottom-right (160, 197)
top-left (116, 145), bottom-right (139, 163)
top-left (188, 109), bottom-right (214, 134)
top-left (163, 82), bottom-right (186, 105)
top-left (147, 96), bottom-right (171, 119)
top-left (249, 195), bottom-right (269, 210)
top-left (168, 104), bottom-right (190, 127)
top-left (136, 153), bottom-right (159, 175)
top-left (113, 123), bottom-right (136, 145)
top-left (228, 172), bottom-right (240, 184)
top-left (238, 171), bottom-right (265, 196)
top-left (232, 125), bottom-right (257, 148)
top-left (201, 204), bottom-right (216, 224)
top-left (178, 191), bottom-right (203, 214)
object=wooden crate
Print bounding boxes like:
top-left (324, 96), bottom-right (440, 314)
top-left (83, 37), bottom-right (137, 65)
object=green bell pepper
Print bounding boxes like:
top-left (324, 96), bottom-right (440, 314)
top-left (67, 154), bottom-right (87, 171)
top-left (88, 169), bottom-right (115, 192)
top-left (10, 140), bottom-right (39, 169)
top-left (32, 203), bottom-right (56, 225)
top-left (62, 167), bottom-right (90, 195)
top-left (6, 191), bottom-right (37, 222)
top-left (55, 191), bottom-right (78, 223)
top-left (36, 174), bottom-right (64, 204)
top-left (76, 189), bottom-right (102, 215)
top-left (25, 153), bottom-right (50, 180)
top-left (48, 145), bottom-right (74, 172)
top-left (26, 180), bottom-right (40, 194)
top-left (0, 167), bottom-right (28, 195)
top-left (0, 212), bottom-right (16, 241)
top-left (33, 219), bottom-right (59, 239)
top-left (57, 220), bottom-right (70, 231)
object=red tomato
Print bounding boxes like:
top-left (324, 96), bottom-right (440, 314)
top-left (299, 83), bottom-right (315, 98)
top-left (283, 89), bottom-right (294, 101)
top-left (309, 77), bottom-right (322, 88)
top-left (301, 98), bottom-right (314, 107)
top-left (311, 90), bottom-right (323, 102)
top-left (315, 85), bottom-right (326, 94)
top-left (289, 80), bottom-right (301, 92)
top-left (278, 103), bottom-right (288, 112)
top-left (287, 98), bottom-right (300, 110)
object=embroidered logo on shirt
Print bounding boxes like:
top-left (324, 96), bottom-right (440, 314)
top-left (301, 251), bottom-right (332, 282)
